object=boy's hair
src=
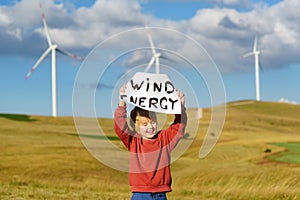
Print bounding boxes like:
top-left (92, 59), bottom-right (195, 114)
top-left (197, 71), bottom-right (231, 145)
top-left (130, 106), bottom-right (157, 130)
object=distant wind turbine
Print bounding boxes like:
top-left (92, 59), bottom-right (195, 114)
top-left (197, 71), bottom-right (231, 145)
top-left (242, 32), bottom-right (262, 101)
top-left (25, 3), bottom-right (83, 117)
top-left (144, 25), bottom-right (161, 74)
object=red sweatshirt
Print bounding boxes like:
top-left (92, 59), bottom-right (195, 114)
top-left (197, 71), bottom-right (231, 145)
top-left (114, 105), bottom-right (187, 193)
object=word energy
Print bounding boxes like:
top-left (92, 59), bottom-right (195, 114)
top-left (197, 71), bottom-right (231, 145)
top-left (121, 72), bottom-right (181, 114)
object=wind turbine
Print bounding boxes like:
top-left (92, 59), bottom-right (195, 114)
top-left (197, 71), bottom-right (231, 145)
top-left (242, 32), bottom-right (262, 101)
top-left (25, 3), bottom-right (83, 117)
top-left (144, 25), bottom-right (161, 74)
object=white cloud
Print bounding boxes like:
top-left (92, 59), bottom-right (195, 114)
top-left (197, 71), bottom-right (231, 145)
top-left (7, 28), bottom-right (22, 40)
top-left (0, 12), bottom-right (13, 25)
top-left (278, 98), bottom-right (297, 105)
top-left (182, 0), bottom-right (300, 72)
top-left (0, 0), bottom-right (300, 72)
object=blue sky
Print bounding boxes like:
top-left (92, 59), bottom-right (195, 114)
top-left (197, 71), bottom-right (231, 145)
top-left (1, 0), bottom-right (299, 118)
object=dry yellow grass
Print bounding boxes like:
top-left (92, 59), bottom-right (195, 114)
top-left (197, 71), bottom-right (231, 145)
top-left (1, 101), bottom-right (300, 199)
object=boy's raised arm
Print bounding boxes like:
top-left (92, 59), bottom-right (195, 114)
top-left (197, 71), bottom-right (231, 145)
top-left (114, 84), bottom-right (131, 148)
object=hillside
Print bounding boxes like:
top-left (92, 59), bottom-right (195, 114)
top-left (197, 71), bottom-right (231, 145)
top-left (1, 101), bottom-right (300, 199)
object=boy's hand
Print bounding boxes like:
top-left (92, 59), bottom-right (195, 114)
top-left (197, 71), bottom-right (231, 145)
top-left (119, 84), bottom-right (127, 107)
top-left (176, 90), bottom-right (185, 106)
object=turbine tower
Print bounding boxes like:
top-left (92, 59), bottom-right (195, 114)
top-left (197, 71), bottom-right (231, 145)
top-left (242, 32), bottom-right (262, 101)
top-left (25, 3), bottom-right (83, 117)
top-left (144, 25), bottom-right (161, 74)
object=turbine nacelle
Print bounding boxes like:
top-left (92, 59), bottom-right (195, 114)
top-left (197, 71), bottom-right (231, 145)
top-left (155, 53), bottom-right (161, 59)
top-left (51, 44), bottom-right (58, 50)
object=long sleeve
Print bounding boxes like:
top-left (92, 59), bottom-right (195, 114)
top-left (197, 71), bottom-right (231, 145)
top-left (114, 106), bottom-right (132, 149)
top-left (163, 106), bottom-right (188, 151)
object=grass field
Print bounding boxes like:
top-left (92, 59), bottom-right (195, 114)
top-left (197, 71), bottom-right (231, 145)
top-left (268, 142), bottom-right (300, 164)
top-left (1, 101), bottom-right (300, 199)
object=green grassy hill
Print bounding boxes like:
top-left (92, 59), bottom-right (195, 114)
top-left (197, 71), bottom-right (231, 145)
top-left (1, 101), bottom-right (300, 199)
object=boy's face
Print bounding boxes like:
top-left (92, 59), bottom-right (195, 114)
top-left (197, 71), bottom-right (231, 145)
top-left (135, 114), bottom-right (157, 139)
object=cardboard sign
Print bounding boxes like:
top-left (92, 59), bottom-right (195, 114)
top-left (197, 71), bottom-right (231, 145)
top-left (120, 72), bottom-right (181, 114)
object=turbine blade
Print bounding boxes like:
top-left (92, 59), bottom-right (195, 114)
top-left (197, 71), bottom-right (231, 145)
top-left (145, 25), bottom-right (157, 56)
top-left (145, 56), bottom-right (155, 72)
top-left (242, 52), bottom-right (254, 58)
top-left (56, 47), bottom-right (84, 61)
top-left (25, 47), bottom-right (52, 79)
top-left (253, 32), bottom-right (258, 52)
top-left (40, 3), bottom-right (52, 46)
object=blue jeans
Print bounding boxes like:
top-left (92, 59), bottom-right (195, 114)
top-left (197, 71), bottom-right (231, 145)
top-left (131, 192), bottom-right (167, 200)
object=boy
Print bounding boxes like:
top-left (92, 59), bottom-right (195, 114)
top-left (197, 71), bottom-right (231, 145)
top-left (114, 85), bottom-right (187, 200)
